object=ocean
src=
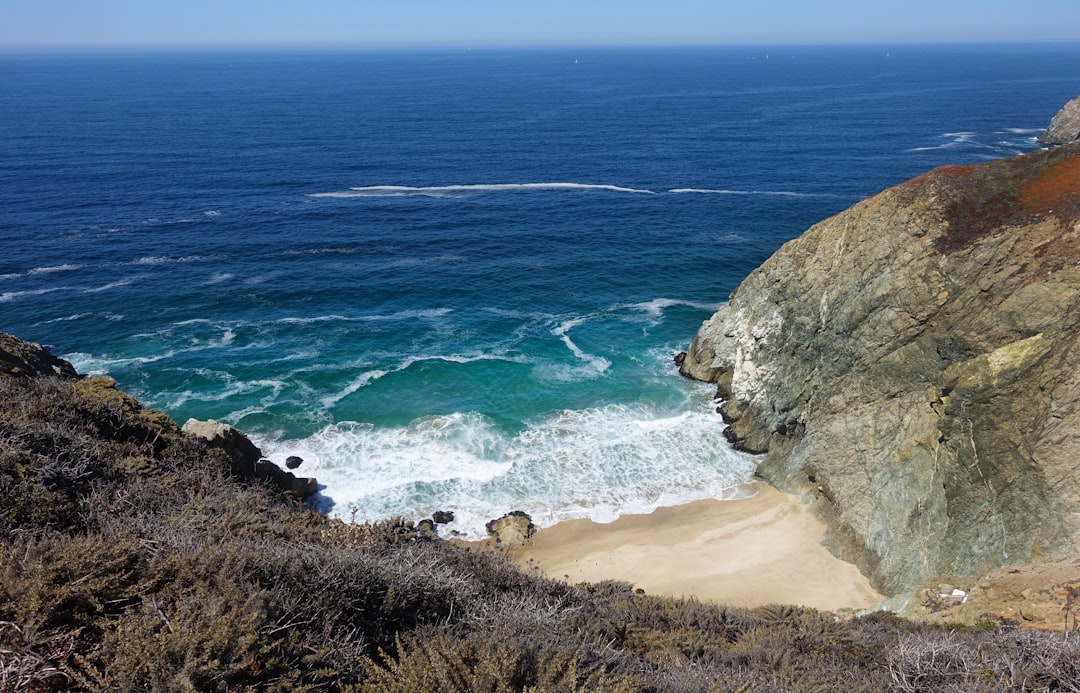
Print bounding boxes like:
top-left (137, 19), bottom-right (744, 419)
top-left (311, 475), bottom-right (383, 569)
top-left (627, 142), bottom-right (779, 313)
top-left (2, 44), bottom-right (1077, 536)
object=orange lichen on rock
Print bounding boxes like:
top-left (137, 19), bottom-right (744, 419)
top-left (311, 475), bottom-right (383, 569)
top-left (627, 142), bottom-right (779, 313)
top-left (1018, 154), bottom-right (1080, 220)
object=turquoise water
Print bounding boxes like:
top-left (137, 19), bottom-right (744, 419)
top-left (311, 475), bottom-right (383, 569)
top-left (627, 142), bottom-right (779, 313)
top-left (2, 46), bottom-right (1076, 535)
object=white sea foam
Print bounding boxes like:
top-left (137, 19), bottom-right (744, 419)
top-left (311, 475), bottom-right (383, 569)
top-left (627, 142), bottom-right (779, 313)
top-left (320, 370), bottom-right (390, 408)
top-left (203, 272), bottom-right (234, 285)
top-left (271, 308), bottom-right (453, 325)
top-left (0, 263), bottom-right (81, 281)
top-left (318, 352), bottom-right (530, 408)
top-left (550, 318), bottom-right (611, 375)
top-left (81, 277), bottom-right (141, 293)
top-left (310, 182), bottom-right (656, 198)
top-left (62, 350), bottom-right (180, 374)
top-left (204, 210), bottom-right (221, 217)
top-left (907, 132), bottom-right (979, 152)
top-left (998, 128), bottom-right (1043, 134)
top-left (37, 313), bottom-right (92, 323)
top-left (0, 287), bottom-right (66, 302)
top-left (669, 188), bottom-right (820, 197)
top-left (626, 298), bottom-right (719, 321)
top-left (28, 263), bottom-right (82, 275)
top-left (167, 378), bottom-right (286, 409)
top-left (133, 255), bottom-right (209, 265)
top-left (254, 403), bottom-right (757, 539)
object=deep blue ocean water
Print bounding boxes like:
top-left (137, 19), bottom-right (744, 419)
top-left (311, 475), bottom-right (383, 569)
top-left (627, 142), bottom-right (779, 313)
top-left (3, 45), bottom-right (1078, 535)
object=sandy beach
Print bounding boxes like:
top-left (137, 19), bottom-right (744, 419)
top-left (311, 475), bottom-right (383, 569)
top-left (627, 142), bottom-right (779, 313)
top-left (513, 483), bottom-right (884, 612)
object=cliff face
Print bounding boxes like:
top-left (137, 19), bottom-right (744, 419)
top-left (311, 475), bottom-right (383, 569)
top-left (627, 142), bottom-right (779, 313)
top-left (1038, 95), bottom-right (1080, 145)
top-left (681, 143), bottom-right (1080, 595)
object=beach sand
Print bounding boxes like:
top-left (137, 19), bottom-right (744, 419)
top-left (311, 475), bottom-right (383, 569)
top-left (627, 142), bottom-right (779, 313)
top-left (512, 483), bottom-right (884, 612)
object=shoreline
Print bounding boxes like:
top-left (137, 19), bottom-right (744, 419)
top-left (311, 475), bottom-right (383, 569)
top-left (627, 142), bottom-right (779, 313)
top-left (512, 482), bottom-right (884, 612)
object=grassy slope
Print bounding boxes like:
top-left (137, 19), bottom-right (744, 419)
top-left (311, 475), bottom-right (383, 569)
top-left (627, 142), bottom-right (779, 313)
top-left (2, 372), bottom-right (1078, 692)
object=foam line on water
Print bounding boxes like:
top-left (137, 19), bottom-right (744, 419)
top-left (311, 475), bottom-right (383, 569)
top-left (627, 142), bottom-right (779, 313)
top-left (81, 276), bottom-right (144, 294)
top-left (0, 264), bottom-right (83, 281)
top-left (132, 255), bottom-right (211, 265)
top-left (254, 403), bottom-right (758, 539)
top-left (669, 188), bottom-right (826, 197)
top-left (320, 352), bottom-right (532, 408)
top-left (906, 131), bottom-right (979, 152)
top-left (0, 287), bottom-right (67, 303)
top-left (551, 318), bottom-right (611, 375)
top-left (270, 308), bottom-right (453, 325)
top-left (167, 378), bottom-right (287, 409)
top-left (624, 298), bottom-right (720, 320)
top-left (310, 182), bottom-right (656, 198)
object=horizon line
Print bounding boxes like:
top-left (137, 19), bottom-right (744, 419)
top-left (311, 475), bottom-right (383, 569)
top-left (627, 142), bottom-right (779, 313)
top-left (2, 38), bottom-right (1079, 56)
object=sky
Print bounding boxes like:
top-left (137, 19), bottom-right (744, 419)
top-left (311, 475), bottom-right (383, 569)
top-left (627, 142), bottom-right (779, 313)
top-left (2, 0), bottom-right (1080, 50)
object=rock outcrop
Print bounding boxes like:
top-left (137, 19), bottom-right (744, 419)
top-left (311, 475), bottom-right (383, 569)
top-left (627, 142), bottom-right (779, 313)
top-left (1038, 95), bottom-right (1080, 145)
top-left (182, 417), bottom-right (318, 498)
top-left (486, 511), bottom-right (536, 547)
top-left (681, 143), bottom-right (1080, 595)
top-left (0, 332), bottom-right (79, 380)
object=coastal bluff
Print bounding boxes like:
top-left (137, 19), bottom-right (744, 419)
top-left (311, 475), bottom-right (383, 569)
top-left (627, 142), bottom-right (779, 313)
top-left (680, 142), bottom-right (1080, 595)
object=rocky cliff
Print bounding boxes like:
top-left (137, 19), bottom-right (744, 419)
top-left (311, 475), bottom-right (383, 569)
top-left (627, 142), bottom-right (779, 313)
top-left (681, 142), bottom-right (1080, 595)
top-left (1038, 95), bottom-right (1080, 145)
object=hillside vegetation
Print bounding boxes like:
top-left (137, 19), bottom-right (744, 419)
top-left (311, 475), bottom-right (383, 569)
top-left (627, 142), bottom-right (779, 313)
top-left (1, 339), bottom-right (1079, 691)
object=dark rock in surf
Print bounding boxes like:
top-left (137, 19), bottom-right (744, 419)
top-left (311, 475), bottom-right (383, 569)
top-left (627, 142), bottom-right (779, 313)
top-left (485, 511), bottom-right (535, 547)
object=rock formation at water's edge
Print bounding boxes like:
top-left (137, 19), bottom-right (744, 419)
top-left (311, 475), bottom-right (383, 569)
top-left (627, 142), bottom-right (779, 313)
top-left (681, 142), bottom-right (1080, 595)
top-left (1039, 95), bottom-right (1080, 145)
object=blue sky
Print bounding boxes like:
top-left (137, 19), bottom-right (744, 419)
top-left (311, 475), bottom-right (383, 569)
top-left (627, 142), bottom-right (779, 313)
top-left (3, 0), bottom-right (1080, 49)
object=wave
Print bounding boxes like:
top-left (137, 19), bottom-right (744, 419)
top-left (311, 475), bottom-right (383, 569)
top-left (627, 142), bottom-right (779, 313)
top-left (166, 378), bottom-right (287, 410)
top-left (0, 264), bottom-right (82, 281)
top-left (669, 188), bottom-right (825, 197)
top-left (63, 350), bottom-right (181, 373)
top-left (625, 298), bottom-right (719, 320)
top-left (254, 403), bottom-right (757, 539)
top-left (320, 369), bottom-right (390, 409)
top-left (36, 312), bottom-right (94, 325)
top-left (203, 272), bottom-right (234, 285)
top-left (320, 352), bottom-right (530, 409)
top-left (550, 318), bottom-right (611, 376)
top-left (0, 287), bottom-right (66, 303)
top-left (272, 308), bottom-right (454, 325)
top-left (906, 131), bottom-right (979, 152)
top-left (310, 182), bottom-right (657, 198)
top-left (132, 255), bottom-right (211, 265)
top-left (81, 276), bottom-right (142, 293)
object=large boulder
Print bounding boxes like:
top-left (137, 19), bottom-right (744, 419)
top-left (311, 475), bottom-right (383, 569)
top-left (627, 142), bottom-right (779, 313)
top-left (681, 143), bottom-right (1080, 595)
top-left (486, 511), bottom-right (535, 547)
top-left (255, 459), bottom-right (318, 498)
top-left (1038, 95), bottom-right (1080, 145)
top-left (0, 332), bottom-right (79, 380)
top-left (182, 418), bottom-right (318, 498)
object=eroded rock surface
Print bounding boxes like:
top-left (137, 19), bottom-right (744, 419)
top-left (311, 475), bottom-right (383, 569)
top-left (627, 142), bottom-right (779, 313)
top-left (681, 143), bottom-right (1080, 595)
top-left (0, 332), bottom-right (79, 380)
top-left (1038, 95), bottom-right (1080, 145)
top-left (486, 511), bottom-right (536, 547)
